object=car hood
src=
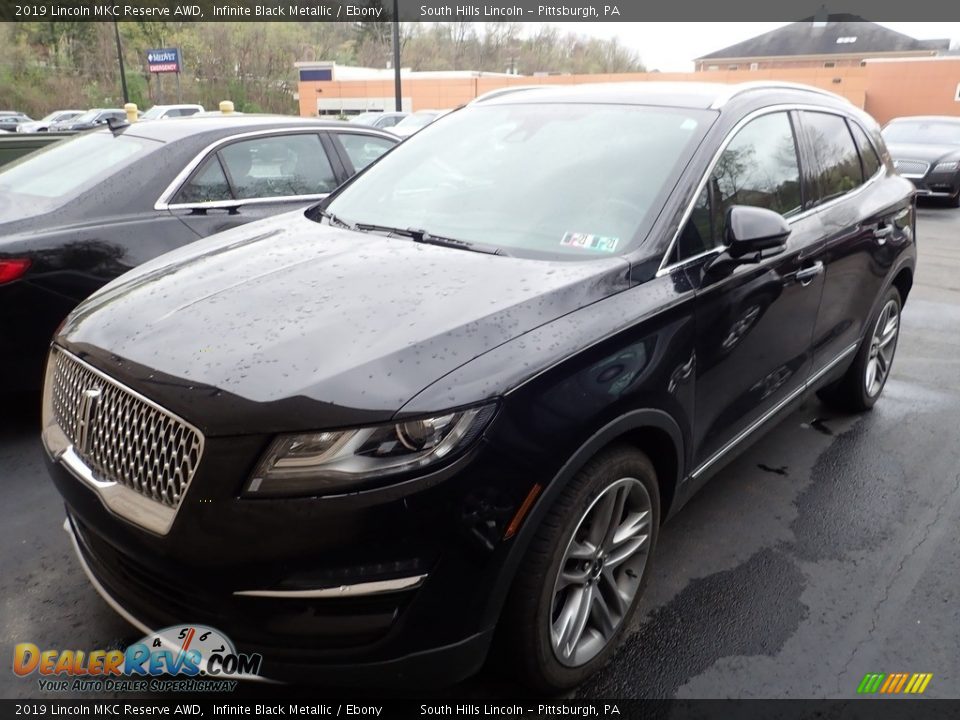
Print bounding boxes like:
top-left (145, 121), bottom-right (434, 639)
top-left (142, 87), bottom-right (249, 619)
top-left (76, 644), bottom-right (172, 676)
top-left (886, 142), bottom-right (960, 165)
top-left (60, 211), bottom-right (630, 436)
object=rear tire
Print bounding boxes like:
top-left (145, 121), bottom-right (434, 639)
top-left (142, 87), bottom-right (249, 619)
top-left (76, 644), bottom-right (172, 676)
top-left (817, 286), bottom-right (901, 412)
top-left (498, 445), bottom-right (660, 692)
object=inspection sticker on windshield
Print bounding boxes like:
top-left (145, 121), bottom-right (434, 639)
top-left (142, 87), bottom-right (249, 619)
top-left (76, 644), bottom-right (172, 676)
top-left (561, 232), bottom-right (619, 253)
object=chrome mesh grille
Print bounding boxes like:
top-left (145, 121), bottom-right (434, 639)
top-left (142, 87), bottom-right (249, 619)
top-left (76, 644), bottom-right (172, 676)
top-left (50, 348), bottom-right (203, 509)
top-left (894, 159), bottom-right (929, 176)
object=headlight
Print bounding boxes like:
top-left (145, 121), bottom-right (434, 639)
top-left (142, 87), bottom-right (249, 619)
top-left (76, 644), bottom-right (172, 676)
top-left (933, 161), bottom-right (959, 173)
top-left (246, 403), bottom-right (497, 497)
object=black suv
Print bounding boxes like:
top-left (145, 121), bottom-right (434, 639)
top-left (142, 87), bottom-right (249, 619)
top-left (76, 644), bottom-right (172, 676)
top-left (42, 82), bottom-right (916, 691)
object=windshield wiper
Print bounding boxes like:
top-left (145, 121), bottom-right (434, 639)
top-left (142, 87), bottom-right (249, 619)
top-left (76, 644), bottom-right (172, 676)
top-left (317, 208), bottom-right (354, 230)
top-left (353, 223), bottom-right (508, 256)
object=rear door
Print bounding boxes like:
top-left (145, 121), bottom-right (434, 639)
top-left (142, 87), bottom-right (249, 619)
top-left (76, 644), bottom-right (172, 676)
top-left (167, 131), bottom-right (347, 238)
top-left (796, 111), bottom-right (912, 377)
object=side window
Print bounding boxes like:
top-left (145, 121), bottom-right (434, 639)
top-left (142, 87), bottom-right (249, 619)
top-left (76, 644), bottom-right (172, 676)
top-left (337, 133), bottom-right (396, 172)
top-left (219, 134), bottom-right (337, 199)
top-left (713, 112), bottom-right (802, 234)
top-left (673, 112), bottom-right (801, 262)
top-left (801, 111), bottom-right (864, 204)
top-left (174, 155), bottom-right (232, 203)
top-left (849, 121), bottom-right (881, 180)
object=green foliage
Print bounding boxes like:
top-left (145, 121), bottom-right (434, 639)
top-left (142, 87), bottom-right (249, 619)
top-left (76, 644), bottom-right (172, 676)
top-left (0, 22), bottom-right (645, 117)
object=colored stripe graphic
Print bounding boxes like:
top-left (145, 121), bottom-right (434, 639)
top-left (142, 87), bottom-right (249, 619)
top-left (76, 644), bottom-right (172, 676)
top-left (858, 672), bottom-right (932, 694)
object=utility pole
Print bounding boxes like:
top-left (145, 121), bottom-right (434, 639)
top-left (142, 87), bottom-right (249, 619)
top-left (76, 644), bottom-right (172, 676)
top-left (113, 20), bottom-right (129, 104)
top-left (392, 0), bottom-right (402, 111)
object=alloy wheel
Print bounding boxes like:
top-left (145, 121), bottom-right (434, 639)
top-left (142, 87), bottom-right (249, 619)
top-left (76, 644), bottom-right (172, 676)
top-left (865, 299), bottom-right (899, 398)
top-left (550, 477), bottom-right (652, 667)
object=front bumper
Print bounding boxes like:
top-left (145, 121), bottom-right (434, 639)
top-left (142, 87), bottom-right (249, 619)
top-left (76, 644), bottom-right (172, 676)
top-left (904, 173), bottom-right (960, 198)
top-left (44, 415), bottom-right (542, 687)
top-left (62, 512), bottom-right (493, 687)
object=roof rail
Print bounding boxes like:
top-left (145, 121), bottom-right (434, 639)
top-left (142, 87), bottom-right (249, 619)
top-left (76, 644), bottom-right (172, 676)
top-left (709, 81), bottom-right (851, 109)
top-left (470, 85), bottom-right (553, 104)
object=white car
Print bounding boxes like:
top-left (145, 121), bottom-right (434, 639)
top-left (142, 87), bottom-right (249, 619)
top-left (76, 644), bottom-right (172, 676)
top-left (16, 110), bottom-right (84, 133)
top-left (140, 104), bottom-right (205, 120)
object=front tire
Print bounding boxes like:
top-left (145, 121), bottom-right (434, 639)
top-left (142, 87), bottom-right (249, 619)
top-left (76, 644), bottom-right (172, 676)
top-left (499, 445), bottom-right (660, 692)
top-left (817, 286), bottom-right (901, 412)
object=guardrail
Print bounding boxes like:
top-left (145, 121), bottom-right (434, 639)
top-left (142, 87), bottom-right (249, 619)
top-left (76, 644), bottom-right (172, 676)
top-left (0, 132), bottom-right (77, 169)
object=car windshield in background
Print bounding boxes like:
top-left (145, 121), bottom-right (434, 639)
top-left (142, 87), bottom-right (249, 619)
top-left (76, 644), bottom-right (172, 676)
top-left (324, 103), bottom-right (713, 259)
top-left (0, 132), bottom-right (159, 219)
top-left (140, 107), bottom-right (167, 120)
top-left (350, 112), bottom-right (382, 124)
top-left (394, 112), bottom-right (438, 130)
top-left (883, 121), bottom-right (960, 145)
top-left (68, 109), bottom-right (102, 125)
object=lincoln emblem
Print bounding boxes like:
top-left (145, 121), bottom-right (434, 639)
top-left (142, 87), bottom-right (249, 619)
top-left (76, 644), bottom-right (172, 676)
top-left (76, 388), bottom-right (101, 454)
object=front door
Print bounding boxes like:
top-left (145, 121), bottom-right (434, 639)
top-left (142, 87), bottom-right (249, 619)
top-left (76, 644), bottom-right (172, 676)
top-left (673, 111), bottom-right (826, 470)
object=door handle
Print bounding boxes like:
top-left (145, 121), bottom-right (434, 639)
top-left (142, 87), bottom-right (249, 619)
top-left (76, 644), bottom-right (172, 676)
top-left (873, 224), bottom-right (894, 245)
top-left (795, 261), bottom-right (824, 286)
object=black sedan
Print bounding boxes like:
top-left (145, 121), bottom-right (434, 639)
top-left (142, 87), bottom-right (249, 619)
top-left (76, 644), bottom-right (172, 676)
top-left (883, 115), bottom-right (960, 207)
top-left (0, 115), bottom-right (398, 390)
top-left (42, 82), bottom-right (915, 691)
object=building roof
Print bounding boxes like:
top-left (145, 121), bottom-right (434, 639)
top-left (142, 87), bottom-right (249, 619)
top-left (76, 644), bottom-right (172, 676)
top-left (697, 15), bottom-right (950, 61)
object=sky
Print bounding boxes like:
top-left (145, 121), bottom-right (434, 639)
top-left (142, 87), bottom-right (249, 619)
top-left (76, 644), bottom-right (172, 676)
top-left (544, 22), bottom-right (960, 72)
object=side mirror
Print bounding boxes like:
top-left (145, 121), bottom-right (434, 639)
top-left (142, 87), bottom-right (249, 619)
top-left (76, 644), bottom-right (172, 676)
top-left (725, 205), bottom-right (791, 259)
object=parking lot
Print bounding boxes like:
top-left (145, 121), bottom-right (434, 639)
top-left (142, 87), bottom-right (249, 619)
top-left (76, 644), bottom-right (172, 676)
top-left (2, 202), bottom-right (958, 700)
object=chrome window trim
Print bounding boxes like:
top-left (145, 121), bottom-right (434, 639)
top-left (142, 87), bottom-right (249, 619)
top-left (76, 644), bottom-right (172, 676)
top-left (154, 126), bottom-right (397, 211)
top-left (690, 342), bottom-right (859, 480)
top-left (656, 104), bottom-right (886, 278)
top-left (233, 573), bottom-right (428, 599)
top-left (42, 346), bottom-right (206, 536)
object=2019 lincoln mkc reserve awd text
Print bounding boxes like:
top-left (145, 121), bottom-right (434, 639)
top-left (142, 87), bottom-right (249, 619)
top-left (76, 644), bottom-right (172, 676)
top-left (42, 82), bottom-right (916, 691)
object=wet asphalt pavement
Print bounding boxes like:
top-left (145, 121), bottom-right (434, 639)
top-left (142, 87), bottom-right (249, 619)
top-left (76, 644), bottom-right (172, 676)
top-left (2, 203), bottom-right (959, 700)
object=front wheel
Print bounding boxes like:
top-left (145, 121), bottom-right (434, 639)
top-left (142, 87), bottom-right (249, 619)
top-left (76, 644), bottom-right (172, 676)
top-left (499, 446), bottom-right (660, 692)
top-left (817, 286), bottom-right (902, 412)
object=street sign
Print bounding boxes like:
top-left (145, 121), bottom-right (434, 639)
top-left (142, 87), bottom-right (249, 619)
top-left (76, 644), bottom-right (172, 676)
top-left (147, 48), bottom-right (180, 74)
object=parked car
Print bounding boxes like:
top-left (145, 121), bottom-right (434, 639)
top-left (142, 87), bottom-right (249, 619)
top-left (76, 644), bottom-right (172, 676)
top-left (391, 109), bottom-right (448, 138)
top-left (16, 110), bottom-right (84, 133)
top-left (883, 115), bottom-right (960, 207)
top-left (41, 82), bottom-right (915, 691)
top-left (349, 111), bottom-right (409, 130)
top-left (140, 104), bottom-right (205, 120)
top-left (0, 116), bottom-right (398, 391)
top-left (49, 108), bottom-right (126, 132)
top-left (0, 112), bottom-right (32, 131)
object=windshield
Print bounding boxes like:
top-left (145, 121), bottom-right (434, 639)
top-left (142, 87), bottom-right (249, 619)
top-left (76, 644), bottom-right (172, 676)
top-left (69, 109), bottom-right (102, 125)
top-left (350, 113), bottom-right (381, 124)
top-left (141, 106), bottom-right (170, 120)
top-left (395, 112), bottom-right (439, 130)
top-left (883, 120), bottom-right (960, 146)
top-left (323, 103), bottom-right (712, 259)
top-left (0, 132), bottom-right (159, 218)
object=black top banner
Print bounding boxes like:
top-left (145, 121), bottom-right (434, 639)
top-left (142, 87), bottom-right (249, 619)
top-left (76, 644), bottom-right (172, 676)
top-left (2, 700), bottom-right (960, 720)
top-left (3, 0), bottom-right (960, 22)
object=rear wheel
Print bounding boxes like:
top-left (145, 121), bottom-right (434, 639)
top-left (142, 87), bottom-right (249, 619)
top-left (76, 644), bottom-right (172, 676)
top-left (499, 446), bottom-right (660, 692)
top-left (817, 286), bottom-right (901, 412)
